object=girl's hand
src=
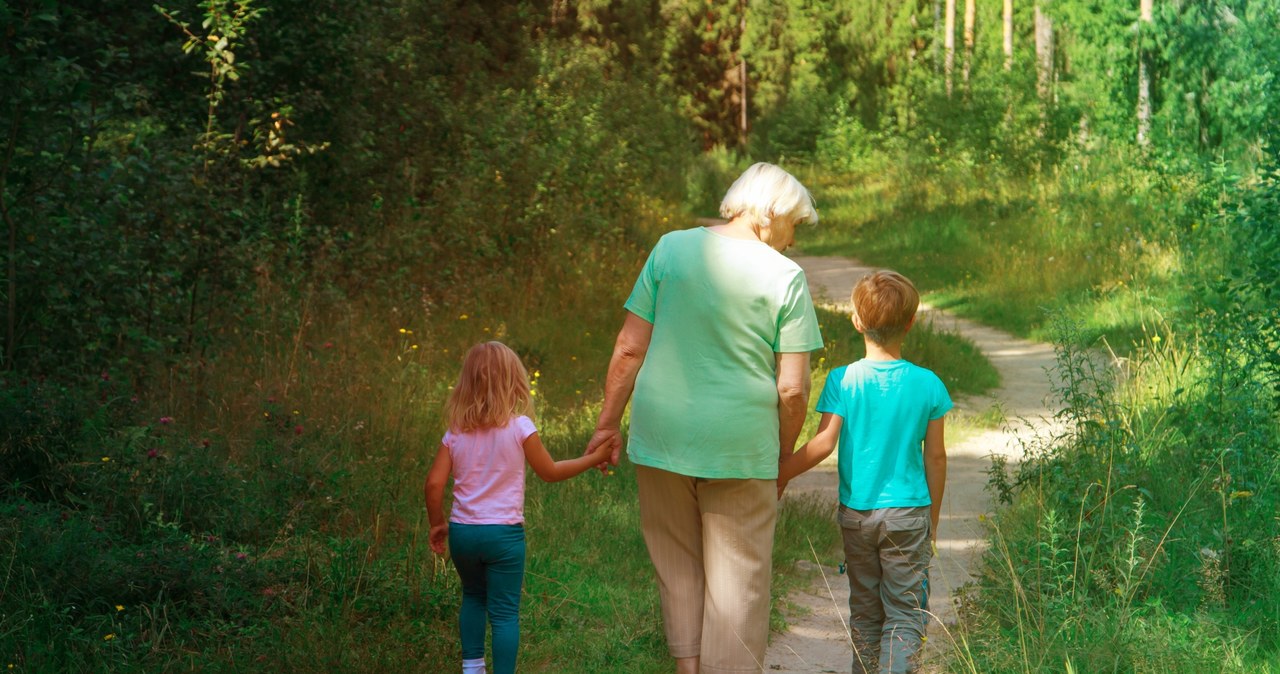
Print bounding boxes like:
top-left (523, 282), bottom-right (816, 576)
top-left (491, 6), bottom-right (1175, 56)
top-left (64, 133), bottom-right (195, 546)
top-left (429, 523), bottom-right (448, 555)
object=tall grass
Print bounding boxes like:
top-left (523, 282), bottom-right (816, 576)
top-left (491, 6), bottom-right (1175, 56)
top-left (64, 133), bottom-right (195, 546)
top-left (948, 317), bottom-right (1280, 672)
top-left (793, 150), bottom-right (1196, 351)
top-left (0, 189), bottom-right (1000, 671)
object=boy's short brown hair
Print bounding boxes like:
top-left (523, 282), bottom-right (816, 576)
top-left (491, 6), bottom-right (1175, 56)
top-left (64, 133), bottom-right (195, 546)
top-left (851, 270), bottom-right (920, 345)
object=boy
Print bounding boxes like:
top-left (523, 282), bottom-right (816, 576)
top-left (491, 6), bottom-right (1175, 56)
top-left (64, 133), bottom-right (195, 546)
top-left (779, 270), bottom-right (950, 674)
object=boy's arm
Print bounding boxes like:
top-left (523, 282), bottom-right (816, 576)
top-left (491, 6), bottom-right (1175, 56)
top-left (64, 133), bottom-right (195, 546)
top-left (923, 416), bottom-right (947, 541)
top-left (424, 445), bottom-right (452, 555)
top-left (779, 412), bottom-right (843, 487)
top-left (526, 432), bottom-right (609, 483)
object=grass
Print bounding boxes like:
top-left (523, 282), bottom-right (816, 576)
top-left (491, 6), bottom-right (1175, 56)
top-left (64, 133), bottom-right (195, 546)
top-left (791, 154), bottom-right (1195, 352)
top-left (0, 193), bottom-right (1002, 672)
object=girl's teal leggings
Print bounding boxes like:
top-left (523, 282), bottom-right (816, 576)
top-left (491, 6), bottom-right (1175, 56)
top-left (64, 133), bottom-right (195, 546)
top-left (449, 523), bottom-right (526, 674)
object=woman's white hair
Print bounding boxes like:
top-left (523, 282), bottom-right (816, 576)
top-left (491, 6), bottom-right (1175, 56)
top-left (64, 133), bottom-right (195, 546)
top-left (718, 162), bottom-right (818, 230)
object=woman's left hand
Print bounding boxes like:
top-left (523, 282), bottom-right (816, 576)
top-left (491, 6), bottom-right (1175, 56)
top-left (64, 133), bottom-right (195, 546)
top-left (585, 428), bottom-right (622, 473)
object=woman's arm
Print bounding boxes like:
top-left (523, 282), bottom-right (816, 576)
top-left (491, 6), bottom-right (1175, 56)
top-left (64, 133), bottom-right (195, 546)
top-left (587, 312), bottom-right (653, 468)
top-left (526, 432), bottom-right (612, 482)
top-left (775, 351), bottom-right (812, 460)
top-left (424, 445), bottom-right (452, 554)
top-left (779, 412), bottom-right (842, 486)
top-left (923, 417), bottom-right (947, 541)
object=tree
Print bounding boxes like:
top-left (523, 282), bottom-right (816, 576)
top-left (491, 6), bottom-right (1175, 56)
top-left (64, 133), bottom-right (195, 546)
top-left (1004, 0), bottom-right (1014, 71)
top-left (963, 0), bottom-right (976, 84)
top-left (945, 0), bottom-right (957, 96)
top-left (1136, 0), bottom-right (1153, 146)
top-left (1035, 0), bottom-right (1054, 109)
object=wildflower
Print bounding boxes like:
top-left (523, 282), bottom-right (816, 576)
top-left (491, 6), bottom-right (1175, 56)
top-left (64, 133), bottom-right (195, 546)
top-left (323, 341), bottom-right (334, 349)
top-left (235, 551), bottom-right (247, 560)
top-left (459, 314), bottom-right (469, 320)
top-left (294, 425), bottom-right (304, 435)
top-left (264, 412), bottom-right (271, 418)
top-left (159, 416), bottom-right (174, 425)
top-left (101, 456), bottom-right (110, 463)
top-left (399, 328), bottom-right (407, 334)
top-left (103, 633), bottom-right (115, 641)
top-left (116, 605), bottom-right (124, 612)
top-left (293, 409), bottom-right (300, 415)
top-left (101, 371), bottom-right (110, 381)
top-left (1152, 335), bottom-right (1163, 344)
top-left (147, 448), bottom-right (158, 459)
top-left (411, 344), bottom-right (418, 350)
top-left (201, 438), bottom-right (211, 448)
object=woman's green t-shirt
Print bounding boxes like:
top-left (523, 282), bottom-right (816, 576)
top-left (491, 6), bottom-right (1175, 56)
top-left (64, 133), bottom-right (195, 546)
top-left (623, 227), bottom-right (823, 479)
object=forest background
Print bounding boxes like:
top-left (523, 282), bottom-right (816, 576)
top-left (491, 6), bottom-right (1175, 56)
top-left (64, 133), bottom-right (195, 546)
top-left (2, 0), bottom-right (1278, 671)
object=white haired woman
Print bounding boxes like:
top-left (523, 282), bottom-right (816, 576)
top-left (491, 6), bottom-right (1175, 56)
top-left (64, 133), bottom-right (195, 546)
top-left (587, 163), bottom-right (823, 673)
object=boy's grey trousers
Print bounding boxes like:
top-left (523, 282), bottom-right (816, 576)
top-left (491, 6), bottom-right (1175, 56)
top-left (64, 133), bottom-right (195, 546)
top-left (839, 505), bottom-right (933, 674)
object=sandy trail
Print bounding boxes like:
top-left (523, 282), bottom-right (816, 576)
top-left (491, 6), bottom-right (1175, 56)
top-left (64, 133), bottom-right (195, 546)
top-left (763, 255), bottom-right (1061, 673)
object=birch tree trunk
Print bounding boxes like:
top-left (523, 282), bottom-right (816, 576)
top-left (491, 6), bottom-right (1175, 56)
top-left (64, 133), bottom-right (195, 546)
top-left (1004, 0), bottom-right (1014, 71)
top-left (945, 0), bottom-right (956, 96)
top-left (1034, 2), bottom-right (1054, 107)
top-left (1136, 0), bottom-right (1153, 146)
top-left (963, 0), bottom-right (976, 83)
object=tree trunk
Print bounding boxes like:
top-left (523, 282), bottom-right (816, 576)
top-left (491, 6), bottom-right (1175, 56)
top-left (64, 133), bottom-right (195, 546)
top-left (1136, 0), bottom-right (1153, 146)
top-left (1034, 2), bottom-right (1054, 108)
top-left (945, 0), bottom-right (956, 96)
top-left (963, 0), bottom-right (976, 83)
top-left (933, 0), bottom-right (943, 72)
top-left (1004, 0), bottom-right (1014, 71)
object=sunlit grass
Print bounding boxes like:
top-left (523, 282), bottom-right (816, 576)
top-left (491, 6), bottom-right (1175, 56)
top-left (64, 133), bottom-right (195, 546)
top-left (792, 155), bottom-right (1194, 352)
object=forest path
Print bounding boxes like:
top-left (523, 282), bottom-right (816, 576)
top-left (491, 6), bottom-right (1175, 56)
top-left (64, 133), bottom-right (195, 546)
top-left (764, 254), bottom-right (1062, 673)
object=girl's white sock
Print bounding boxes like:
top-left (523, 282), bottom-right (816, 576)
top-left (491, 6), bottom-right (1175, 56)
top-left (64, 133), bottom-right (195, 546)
top-left (461, 658), bottom-right (486, 674)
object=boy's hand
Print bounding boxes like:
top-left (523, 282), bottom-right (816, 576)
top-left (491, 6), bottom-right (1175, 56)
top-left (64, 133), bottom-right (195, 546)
top-left (429, 523), bottom-right (448, 555)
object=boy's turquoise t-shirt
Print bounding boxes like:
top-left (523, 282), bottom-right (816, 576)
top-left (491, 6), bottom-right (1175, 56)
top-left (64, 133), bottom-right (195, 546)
top-left (817, 359), bottom-right (952, 509)
top-left (624, 227), bottom-right (824, 479)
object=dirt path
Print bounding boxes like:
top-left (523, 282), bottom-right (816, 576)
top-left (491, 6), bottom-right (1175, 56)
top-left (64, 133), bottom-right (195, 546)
top-left (764, 255), bottom-right (1061, 673)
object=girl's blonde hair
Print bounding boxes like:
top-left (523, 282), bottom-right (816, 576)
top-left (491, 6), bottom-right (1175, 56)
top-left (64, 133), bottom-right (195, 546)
top-left (445, 341), bottom-right (534, 432)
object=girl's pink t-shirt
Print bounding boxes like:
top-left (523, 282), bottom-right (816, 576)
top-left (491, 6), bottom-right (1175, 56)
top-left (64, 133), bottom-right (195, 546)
top-left (444, 416), bottom-right (536, 525)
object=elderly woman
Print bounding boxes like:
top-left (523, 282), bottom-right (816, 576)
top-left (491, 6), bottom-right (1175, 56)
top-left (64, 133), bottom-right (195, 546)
top-left (587, 163), bottom-right (823, 674)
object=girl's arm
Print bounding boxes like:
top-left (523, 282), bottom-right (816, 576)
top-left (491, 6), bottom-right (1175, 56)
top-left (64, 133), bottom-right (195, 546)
top-left (779, 412), bottom-right (843, 489)
top-left (923, 416), bottom-right (947, 541)
top-left (424, 445), bottom-right (452, 555)
top-left (527, 432), bottom-right (611, 482)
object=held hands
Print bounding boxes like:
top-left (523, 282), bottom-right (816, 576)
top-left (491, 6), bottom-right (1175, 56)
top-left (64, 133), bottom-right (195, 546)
top-left (585, 427), bottom-right (622, 474)
top-left (429, 523), bottom-right (448, 555)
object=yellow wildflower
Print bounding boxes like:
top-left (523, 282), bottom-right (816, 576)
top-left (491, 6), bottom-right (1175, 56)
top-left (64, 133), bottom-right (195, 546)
top-left (103, 633), bottom-right (115, 641)
top-left (115, 605), bottom-right (124, 612)
top-left (101, 457), bottom-right (110, 462)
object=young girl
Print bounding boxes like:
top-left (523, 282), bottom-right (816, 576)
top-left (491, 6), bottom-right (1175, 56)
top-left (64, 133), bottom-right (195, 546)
top-left (425, 341), bottom-right (611, 674)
